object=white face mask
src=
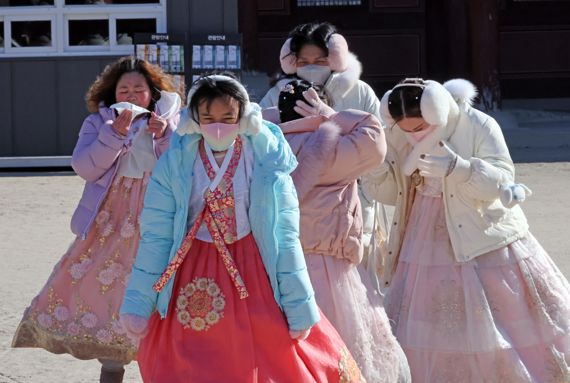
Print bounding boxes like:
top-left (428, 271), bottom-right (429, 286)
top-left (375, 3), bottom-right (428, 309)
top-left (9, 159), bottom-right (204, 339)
top-left (110, 102), bottom-right (150, 122)
top-left (405, 125), bottom-right (436, 143)
top-left (201, 122), bottom-right (240, 152)
top-left (296, 65), bottom-right (332, 86)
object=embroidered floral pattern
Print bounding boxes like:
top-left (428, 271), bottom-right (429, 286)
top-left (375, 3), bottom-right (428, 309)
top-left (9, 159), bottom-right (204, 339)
top-left (175, 278), bottom-right (225, 332)
top-left (29, 288), bottom-right (135, 349)
top-left (37, 313), bottom-right (54, 329)
top-left (53, 305), bottom-right (70, 322)
top-left (431, 279), bottom-right (466, 335)
top-left (96, 260), bottom-right (125, 293)
top-left (339, 346), bottom-right (365, 383)
top-left (120, 219), bottom-right (136, 239)
top-left (95, 210), bottom-right (110, 226)
top-left (69, 257), bottom-right (93, 282)
top-left (100, 223), bottom-right (114, 238)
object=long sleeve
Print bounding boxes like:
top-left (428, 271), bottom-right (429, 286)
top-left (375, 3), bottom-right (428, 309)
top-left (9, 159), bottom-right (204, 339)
top-left (273, 175), bottom-right (320, 331)
top-left (361, 157), bottom-right (399, 206)
top-left (320, 111), bottom-right (386, 185)
top-left (454, 116), bottom-right (515, 202)
top-left (71, 114), bottom-right (126, 182)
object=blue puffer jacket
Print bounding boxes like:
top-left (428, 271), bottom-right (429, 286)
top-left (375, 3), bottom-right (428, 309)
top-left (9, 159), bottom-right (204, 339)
top-left (120, 121), bottom-right (320, 331)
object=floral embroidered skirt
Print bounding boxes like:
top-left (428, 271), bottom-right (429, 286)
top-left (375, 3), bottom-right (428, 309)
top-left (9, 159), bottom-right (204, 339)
top-left (12, 175), bottom-right (149, 363)
top-left (385, 193), bottom-right (570, 383)
top-left (138, 233), bottom-right (364, 383)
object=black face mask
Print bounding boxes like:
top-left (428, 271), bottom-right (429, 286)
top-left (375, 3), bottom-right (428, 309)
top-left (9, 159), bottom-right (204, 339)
top-left (278, 79), bottom-right (325, 123)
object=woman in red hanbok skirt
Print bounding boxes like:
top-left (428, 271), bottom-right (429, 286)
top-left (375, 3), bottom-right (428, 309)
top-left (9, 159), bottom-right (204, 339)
top-left (120, 74), bottom-right (365, 382)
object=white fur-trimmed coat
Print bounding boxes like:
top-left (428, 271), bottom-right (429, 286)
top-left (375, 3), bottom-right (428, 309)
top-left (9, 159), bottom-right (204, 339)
top-left (362, 79), bottom-right (529, 286)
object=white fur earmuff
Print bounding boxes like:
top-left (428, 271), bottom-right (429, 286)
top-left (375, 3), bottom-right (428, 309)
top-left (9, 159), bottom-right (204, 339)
top-left (381, 79), bottom-right (463, 129)
top-left (279, 33), bottom-right (350, 74)
top-left (176, 75), bottom-right (262, 136)
top-left (420, 80), bottom-right (451, 127)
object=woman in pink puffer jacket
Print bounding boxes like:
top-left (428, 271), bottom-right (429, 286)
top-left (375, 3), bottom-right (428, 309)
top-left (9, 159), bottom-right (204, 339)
top-left (263, 79), bottom-right (411, 383)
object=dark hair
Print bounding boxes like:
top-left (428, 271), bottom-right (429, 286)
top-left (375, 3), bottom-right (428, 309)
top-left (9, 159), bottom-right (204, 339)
top-left (286, 22), bottom-right (338, 60)
top-left (387, 78), bottom-right (426, 122)
top-left (188, 72), bottom-right (248, 123)
top-left (85, 56), bottom-right (181, 113)
top-left (278, 79), bottom-right (327, 123)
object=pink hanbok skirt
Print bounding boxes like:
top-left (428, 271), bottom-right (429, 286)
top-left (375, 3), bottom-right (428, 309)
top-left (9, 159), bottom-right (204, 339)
top-left (385, 193), bottom-right (570, 382)
top-left (12, 175), bottom-right (149, 363)
top-left (306, 253), bottom-right (411, 383)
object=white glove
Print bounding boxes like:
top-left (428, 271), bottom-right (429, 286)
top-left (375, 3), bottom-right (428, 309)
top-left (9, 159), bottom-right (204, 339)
top-left (289, 327), bottom-right (311, 340)
top-left (499, 183), bottom-right (532, 208)
top-left (418, 141), bottom-right (471, 181)
top-left (120, 313), bottom-right (149, 345)
top-left (293, 88), bottom-right (335, 118)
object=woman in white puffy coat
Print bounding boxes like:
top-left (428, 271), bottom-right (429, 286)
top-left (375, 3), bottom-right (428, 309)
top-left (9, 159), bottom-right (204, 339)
top-left (363, 78), bottom-right (570, 383)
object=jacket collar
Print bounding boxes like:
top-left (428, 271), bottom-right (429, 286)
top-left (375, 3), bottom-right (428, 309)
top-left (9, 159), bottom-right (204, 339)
top-left (324, 53), bottom-right (362, 99)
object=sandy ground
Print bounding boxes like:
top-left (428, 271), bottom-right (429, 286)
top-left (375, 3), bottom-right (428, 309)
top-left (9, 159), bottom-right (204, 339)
top-left (0, 163), bottom-right (569, 383)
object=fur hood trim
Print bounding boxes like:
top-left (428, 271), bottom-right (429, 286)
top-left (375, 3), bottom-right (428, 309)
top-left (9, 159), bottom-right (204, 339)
top-left (176, 75), bottom-right (262, 137)
top-left (443, 78), bottom-right (478, 106)
top-left (325, 52), bottom-right (362, 98)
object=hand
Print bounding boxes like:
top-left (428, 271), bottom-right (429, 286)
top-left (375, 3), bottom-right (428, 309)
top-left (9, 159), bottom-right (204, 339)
top-left (120, 314), bottom-right (149, 345)
top-left (499, 183), bottom-right (532, 208)
top-left (289, 327), bottom-right (311, 340)
top-left (148, 112), bottom-right (168, 139)
top-left (418, 141), bottom-right (470, 181)
top-left (112, 109), bottom-right (133, 136)
top-left (293, 88), bottom-right (335, 118)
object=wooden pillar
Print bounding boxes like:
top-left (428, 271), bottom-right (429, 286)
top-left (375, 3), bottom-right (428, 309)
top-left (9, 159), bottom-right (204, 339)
top-left (468, 0), bottom-right (501, 110)
top-left (237, 0), bottom-right (258, 71)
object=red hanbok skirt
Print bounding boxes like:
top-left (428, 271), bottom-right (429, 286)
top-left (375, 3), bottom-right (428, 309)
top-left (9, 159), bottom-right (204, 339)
top-left (138, 233), bottom-right (364, 383)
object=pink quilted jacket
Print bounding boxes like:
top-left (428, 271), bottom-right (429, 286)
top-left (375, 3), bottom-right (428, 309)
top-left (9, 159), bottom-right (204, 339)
top-left (277, 109), bottom-right (386, 264)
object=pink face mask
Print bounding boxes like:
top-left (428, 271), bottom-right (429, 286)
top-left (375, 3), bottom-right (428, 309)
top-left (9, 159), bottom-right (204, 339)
top-left (200, 122), bottom-right (239, 151)
top-left (407, 125), bottom-right (436, 142)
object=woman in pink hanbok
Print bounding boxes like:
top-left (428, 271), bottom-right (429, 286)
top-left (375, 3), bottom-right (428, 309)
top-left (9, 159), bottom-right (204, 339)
top-left (363, 78), bottom-right (570, 382)
top-left (12, 56), bottom-right (182, 383)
